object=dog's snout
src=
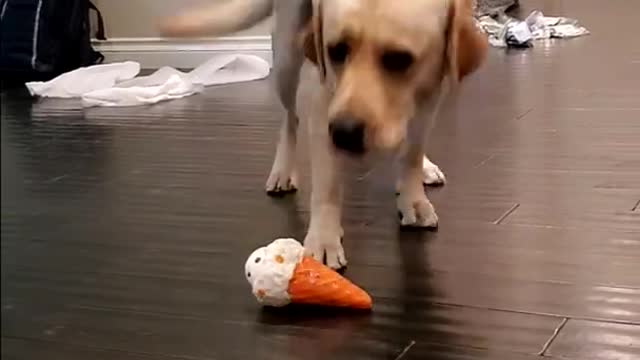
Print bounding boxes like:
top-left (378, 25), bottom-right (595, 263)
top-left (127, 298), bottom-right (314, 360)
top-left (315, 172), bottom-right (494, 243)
top-left (329, 117), bottom-right (366, 154)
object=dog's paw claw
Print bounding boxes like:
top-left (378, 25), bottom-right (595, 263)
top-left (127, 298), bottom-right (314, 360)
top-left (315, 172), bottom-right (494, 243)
top-left (304, 229), bottom-right (347, 269)
top-left (265, 171), bottom-right (298, 195)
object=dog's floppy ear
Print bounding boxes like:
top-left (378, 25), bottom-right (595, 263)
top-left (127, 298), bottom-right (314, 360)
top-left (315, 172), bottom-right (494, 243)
top-left (299, 0), bottom-right (326, 80)
top-left (446, 0), bottom-right (488, 82)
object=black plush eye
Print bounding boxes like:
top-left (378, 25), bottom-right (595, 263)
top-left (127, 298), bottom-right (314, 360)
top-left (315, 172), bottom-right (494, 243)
top-left (327, 41), bottom-right (349, 64)
top-left (381, 50), bottom-right (414, 73)
top-left (254, 257), bottom-right (261, 263)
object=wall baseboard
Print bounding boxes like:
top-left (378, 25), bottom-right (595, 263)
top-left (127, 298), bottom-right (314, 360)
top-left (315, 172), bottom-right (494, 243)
top-left (93, 36), bottom-right (273, 69)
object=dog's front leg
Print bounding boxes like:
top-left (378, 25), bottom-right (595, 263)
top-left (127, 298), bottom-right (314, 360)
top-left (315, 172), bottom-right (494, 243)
top-left (304, 92), bottom-right (347, 269)
top-left (396, 89), bottom-right (447, 228)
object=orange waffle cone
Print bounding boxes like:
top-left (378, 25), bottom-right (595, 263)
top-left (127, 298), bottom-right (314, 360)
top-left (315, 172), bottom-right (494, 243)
top-left (287, 256), bottom-right (372, 309)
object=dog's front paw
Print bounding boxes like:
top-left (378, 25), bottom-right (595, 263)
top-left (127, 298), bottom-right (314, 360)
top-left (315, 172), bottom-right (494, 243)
top-left (265, 169), bottom-right (298, 195)
top-left (397, 189), bottom-right (439, 228)
top-left (266, 142), bottom-right (297, 195)
top-left (422, 156), bottom-right (446, 186)
top-left (304, 226), bottom-right (347, 269)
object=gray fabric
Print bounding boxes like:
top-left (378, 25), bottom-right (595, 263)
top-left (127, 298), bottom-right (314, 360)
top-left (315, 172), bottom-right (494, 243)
top-left (475, 0), bottom-right (519, 16)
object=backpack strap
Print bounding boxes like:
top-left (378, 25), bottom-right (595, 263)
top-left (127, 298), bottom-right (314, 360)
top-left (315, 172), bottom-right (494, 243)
top-left (88, 1), bottom-right (106, 40)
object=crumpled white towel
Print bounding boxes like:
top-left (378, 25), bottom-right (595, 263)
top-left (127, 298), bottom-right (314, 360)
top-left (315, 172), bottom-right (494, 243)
top-left (188, 54), bottom-right (271, 86)
top-left (25, 62), bottom-right (140, 98)
top-left (25, 54), bottom-right (271, 107)
top-left (81, 74), bottom-right (203, 107)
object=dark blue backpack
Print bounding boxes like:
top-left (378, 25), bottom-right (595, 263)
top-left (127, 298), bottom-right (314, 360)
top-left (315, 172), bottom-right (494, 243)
top-left (0, 0), bottom-right (106, 83)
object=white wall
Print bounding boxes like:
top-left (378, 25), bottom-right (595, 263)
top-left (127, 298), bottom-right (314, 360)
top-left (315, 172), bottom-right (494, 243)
top-left (94, 0), bottom-right (271, 38)
top-left (92, 1), bottom-right (273, 68)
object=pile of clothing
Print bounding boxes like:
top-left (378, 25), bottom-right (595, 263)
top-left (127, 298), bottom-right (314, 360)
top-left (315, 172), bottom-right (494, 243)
top-left (473, 1), bottom-right (590, 48)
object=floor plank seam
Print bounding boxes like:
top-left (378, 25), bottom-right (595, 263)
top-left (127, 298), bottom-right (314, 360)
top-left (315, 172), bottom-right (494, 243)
top-left (12, 295), bottom-right (638, 329)
top-left (425, 301), bottom-right (640, 326)
top-left (9, 292), bottom-right (640, 329)
top-left (515, 107), bottom-right (534, 120)
top-left (492, 203), bottom-right (520, 225)
top-left (537, 317), bottom-right (569, 356)
top-left (472, 154), bottom-right (496, 169)
top-left (393, 340), bottom-right (416, 360)
top-left (9, 262), bottom-right (638, 290)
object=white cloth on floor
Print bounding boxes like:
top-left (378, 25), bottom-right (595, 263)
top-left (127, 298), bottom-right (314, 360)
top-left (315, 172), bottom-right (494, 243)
top-left (25, 62), bottom-right (140, 98)
top-left (187, 54), bottom-right (271, 86)
top-left (81, 74), bottom-right (203, 107)
top-left (25, 54), bottom-right (271, 107)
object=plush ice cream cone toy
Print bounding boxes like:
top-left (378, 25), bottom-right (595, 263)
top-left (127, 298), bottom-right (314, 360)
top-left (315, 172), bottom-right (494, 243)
top-left (245, 238), bottom-right (372, 309)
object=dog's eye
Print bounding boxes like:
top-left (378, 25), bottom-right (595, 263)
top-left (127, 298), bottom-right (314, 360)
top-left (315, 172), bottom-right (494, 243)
top-left (327, 42), bottom-right (349, 64)
top-left (381, 50), bottom-right (414, 73)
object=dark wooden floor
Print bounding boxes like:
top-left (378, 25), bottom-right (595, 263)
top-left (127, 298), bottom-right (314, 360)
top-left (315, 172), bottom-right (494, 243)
top-left (2, 1), bottom-right (639, 359)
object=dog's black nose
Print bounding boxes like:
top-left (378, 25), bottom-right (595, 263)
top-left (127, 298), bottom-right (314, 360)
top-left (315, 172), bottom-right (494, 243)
top-left (329, 118), bottom-right (365, 154)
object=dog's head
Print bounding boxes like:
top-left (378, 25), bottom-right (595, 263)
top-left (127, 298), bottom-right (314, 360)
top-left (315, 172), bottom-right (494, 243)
top-left (301, 0), bottom-right (487, 154)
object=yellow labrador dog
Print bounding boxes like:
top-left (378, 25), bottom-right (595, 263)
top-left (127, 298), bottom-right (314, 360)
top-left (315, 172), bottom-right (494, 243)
top-left (161, 0), bottom-right (487, 269)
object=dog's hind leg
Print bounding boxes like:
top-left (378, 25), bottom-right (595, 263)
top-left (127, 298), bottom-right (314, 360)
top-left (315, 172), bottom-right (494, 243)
top-left (422, 155), bottom-right (446, 186)
top-left (397, 154), bottom-right (446, 191)
top-left (265, 9), bottom-right (306, 195)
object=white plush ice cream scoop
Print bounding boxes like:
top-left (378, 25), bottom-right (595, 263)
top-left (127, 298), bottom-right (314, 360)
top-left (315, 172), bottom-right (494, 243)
top-left (244, 238), bottom-right (304, 307)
